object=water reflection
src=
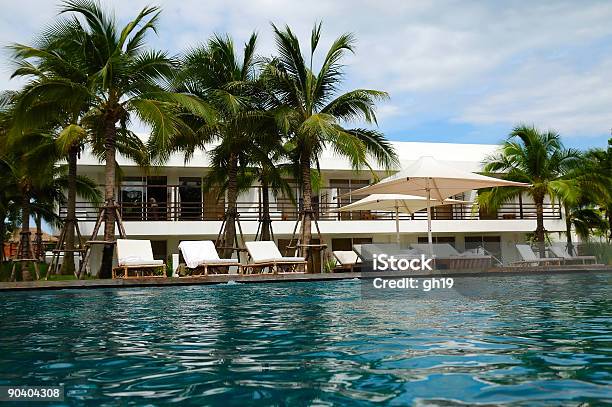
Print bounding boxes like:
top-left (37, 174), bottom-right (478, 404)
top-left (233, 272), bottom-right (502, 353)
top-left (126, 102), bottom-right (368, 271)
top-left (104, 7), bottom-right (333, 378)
top-left (0, 273), bottom-right (610, 405)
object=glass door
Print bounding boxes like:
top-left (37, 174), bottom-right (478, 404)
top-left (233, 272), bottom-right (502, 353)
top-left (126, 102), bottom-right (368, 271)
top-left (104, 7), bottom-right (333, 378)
top-left (120, 177), bottom-right (145, 220)
top-left (178, 177), bottom-right (203, 220)
top-left (147, 176), bottom-right (168, 221)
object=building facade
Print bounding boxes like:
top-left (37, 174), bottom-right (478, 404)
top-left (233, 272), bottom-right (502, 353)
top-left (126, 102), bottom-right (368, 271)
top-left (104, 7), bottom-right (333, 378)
top-left (67, 141), bottom-right (565, 273)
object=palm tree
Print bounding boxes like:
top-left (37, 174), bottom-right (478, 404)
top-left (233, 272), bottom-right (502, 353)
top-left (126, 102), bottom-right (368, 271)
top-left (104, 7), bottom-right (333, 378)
top-left (9, 20), bottom-right (154, 275)
top-left (553, 148), bottom-right (611, 253)
top-left (0, 153), bottom-right (20, 264)
top-left (582, 139), bottom-right (612, 241)
top-left (247, 131), bottom-right (294, 241)
top-left (12, 0), bottom-right (198, 276)
top-left (0, 127), bottom-right (53, 280)
top-left (9, 32), bottom-right (93, 273)
top-left (263, 23), bottom-right (398, 256)
top-left (0, 109), bottom-right (101, 279)
top-left (174, 33), bottom-right (259, 257)
top-left (480, 125), bottom-right (580, 257)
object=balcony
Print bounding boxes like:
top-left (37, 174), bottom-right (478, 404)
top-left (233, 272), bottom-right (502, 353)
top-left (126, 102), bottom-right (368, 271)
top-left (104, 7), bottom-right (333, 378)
top-left (61, 184), bottom-right (563, 222)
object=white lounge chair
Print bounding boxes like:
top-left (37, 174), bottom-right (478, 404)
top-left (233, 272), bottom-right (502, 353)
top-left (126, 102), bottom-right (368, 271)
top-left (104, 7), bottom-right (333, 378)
top-left (333, 251), bottom-right (362, 272)
top-left (549, 244), bottom-right (597, 265)
top-left (178, 241), bottom-right (241, 275)
top-left (244, 241), bottom-right (307, 274)
top-left (114, 239), bottom-right (166, 278)
top-left (511, 244), bottom-right (562, 267)
top-left (411, 243), bottom-right (460, 257)
top-left (353, 244), bottom-right (364, 261)
top-left (410, 243), bottom-right (493, 269)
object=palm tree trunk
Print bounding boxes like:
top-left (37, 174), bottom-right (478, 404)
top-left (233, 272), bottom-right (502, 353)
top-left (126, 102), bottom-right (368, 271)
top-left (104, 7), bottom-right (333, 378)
top-left (222, 153), bottom-right (238, 258)
top-left (61, 146), bottom-right (78, 275)
top-left (261, 179), bottom-right (271, 241)
top-left (35, 214), bottom-right (43, 261)
top-left (19, 191), bottom-right (32, 281)
top-left (100, 115), bottom-right (117, 278)
top-left (607, 205), bottom-right (612, 242)
top-left (535, 195), bottom-right (546, 257)
top-left (300, 151), bottom-right (312, 257)
top-left (0, 217), bottom-right (5, 263)
top-left (564, 203), bottom-right (574, 256)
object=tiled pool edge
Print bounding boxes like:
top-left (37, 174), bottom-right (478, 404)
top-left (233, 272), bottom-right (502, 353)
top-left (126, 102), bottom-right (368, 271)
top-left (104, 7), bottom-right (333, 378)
top-left (0, 265), bottom-right (610, 291)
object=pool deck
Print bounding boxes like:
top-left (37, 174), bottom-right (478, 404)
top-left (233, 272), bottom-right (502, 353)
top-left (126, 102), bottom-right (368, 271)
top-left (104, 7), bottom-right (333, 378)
top-left (1, 264), bottom-right (610, 291)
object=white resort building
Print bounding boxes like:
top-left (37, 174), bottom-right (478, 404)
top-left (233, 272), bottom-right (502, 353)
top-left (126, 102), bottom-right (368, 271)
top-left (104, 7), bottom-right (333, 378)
top-left (68, 141), bottom-right (565, 273)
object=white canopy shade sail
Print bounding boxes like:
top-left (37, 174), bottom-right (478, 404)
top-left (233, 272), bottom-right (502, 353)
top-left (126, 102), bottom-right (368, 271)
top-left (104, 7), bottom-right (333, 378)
top-left (337, 194), bottom-right (469, 244)
top-left (349, 156), bottom-right (528, 201)
top-left (345, 156), bottom-right (529, 254)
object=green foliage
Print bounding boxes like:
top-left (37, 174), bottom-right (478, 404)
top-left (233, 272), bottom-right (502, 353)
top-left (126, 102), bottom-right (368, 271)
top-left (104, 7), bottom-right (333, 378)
top-left (581, 242), bottom-right (612, 265)
top-left (263, 23), bottom-right (398, 173)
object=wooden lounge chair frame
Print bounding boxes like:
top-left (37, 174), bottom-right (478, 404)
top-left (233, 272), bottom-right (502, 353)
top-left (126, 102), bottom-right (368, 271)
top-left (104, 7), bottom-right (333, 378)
top-left (178, 241), bottom-right (242, 277)
top-left (244, 259), bottom-right (307, 274)
top-left (183, 262), bottom-right (242, 276)
top-left (510, 244), bottom-right (562, 267)
top-left (112, 264), bottom-right (166, 279)
top-left (549, 245), bottom-right (598, 265)
top-left (244, 241), bottom-right (307, 274)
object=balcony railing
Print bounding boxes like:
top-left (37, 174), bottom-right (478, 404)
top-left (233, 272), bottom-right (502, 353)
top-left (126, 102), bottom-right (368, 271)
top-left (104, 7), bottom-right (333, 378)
top-left (60, 184), bottom-right (563, 222)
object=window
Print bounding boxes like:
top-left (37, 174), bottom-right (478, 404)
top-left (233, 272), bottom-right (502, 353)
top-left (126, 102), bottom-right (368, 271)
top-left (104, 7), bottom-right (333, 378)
top-left (120, 177), bottom-right (145, 220)
top-left (329, 179), bottom-right (371, 220)
top-left (417, 236), bottom-right (456, 246)
top-left (147, 176), bottom-right (167, 221)
top-left (179, 177), bottom-right (203, 220)
top-left (465, 236), bottom-right (501, 258)
top-left (331, 237), bottom-right (373, 251)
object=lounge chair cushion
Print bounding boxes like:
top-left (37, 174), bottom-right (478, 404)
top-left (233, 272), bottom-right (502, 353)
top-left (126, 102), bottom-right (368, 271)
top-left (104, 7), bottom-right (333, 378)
top-left (116, 239), bottom-right (162, 267)
top-left (334, 251), bottom-right (361, 265)
top-left (120, 258), bottom-right (164, 267)
top-left (245, 241), bottom-right (305, 263)
top-left (516, 244), bottom-right (544, 261)
top-left (178, 241), bottom-right (239, 269)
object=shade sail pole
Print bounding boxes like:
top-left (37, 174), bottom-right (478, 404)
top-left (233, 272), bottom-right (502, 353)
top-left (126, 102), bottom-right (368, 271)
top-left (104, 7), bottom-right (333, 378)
top-left (426, 178), bottom-right (433, 256)
top-left (395, 205), bottom-right (400, 245)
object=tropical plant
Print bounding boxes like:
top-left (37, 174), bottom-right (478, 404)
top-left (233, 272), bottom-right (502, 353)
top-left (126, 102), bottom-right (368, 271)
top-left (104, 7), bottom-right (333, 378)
top-left (263, 23), bottom-right (398, 257)
top-left (480, 125), bottom-right (580, 256)
top-left (552, 148), bottom-right (611, 252)
top-left (0, 113), bottom-right (101, 280)
top-left (582, 139), bottom-right (612, 241)
top-left (8, 34), bottom-right (93, 273)
top-left (0, 152), bottom-right (20, 263)
top-left (248, 134), bottom-right (294, 241)
top-left (174, 33), bottom-right (259, 257)
top-left (12, 0), bottom-right (199, 277)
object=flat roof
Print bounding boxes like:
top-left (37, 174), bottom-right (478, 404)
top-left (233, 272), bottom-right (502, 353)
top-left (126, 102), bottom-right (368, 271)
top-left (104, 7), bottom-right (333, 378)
top-left (77, 139), bottom-right (500, 172)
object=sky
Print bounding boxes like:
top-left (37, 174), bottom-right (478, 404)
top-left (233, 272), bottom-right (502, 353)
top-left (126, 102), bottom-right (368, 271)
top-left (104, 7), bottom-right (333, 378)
top-left (1, 0), bottom-right (612, 149)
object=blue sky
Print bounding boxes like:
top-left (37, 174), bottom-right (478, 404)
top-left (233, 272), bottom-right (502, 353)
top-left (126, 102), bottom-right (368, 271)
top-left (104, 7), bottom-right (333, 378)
top-left (1, 0), bottom-right (612, 149)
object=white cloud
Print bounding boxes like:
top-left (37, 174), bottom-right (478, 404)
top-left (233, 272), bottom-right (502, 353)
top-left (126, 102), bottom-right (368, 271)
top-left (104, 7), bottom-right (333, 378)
top-left (458, 57), bottom-right (612, 137)
top-left (1, 0), bottom-right (612, 144)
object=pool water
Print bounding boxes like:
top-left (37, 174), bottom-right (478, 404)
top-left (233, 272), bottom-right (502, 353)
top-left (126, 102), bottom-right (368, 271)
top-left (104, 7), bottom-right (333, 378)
top-left (0, 272), bottom-right (611, 405)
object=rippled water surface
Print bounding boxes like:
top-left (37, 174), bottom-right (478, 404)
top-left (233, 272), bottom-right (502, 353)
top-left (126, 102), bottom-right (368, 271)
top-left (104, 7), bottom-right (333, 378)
top-left (1, 272), bottom-right (611, 406)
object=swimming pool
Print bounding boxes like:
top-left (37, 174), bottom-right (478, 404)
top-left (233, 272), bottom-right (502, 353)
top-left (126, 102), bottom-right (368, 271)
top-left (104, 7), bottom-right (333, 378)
top-left (0, 272), bottom-right (610, 405)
